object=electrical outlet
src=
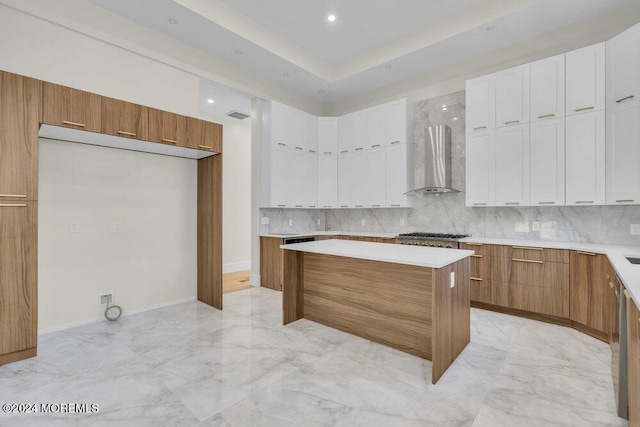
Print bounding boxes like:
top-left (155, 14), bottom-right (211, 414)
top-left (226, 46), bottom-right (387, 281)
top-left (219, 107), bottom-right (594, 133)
top-left (450, 272), bottom-right (455, 288)
top-left (112, 221), bottom-right (122, 233)
top-left (69, 222), bottom-right (80, 233)
top-left (260, 217), bottom-right (270, 225)
top-left (400, 218), bottom-right (406, 226)
top-left (317, 218), bottom-right (321, 226)
top-left (631, 224), bottom-right (640, 236)
top-left (288, 219), bottom-right (293, 227)
top-left (361, 219), bottom-right (366, 226)
top-left (100, 293), bottom-right (112, 306)
top-left (532, 221), bottom-right (540, 232)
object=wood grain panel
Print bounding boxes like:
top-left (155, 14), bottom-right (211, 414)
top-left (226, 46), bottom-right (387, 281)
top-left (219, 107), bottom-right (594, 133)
top-left (469, 254), bottom-right (491, 304)
top-left (432, 258), bottom-right (470, 383)
top-left (460, 242), bottom-right (491, 257)
top-left (303, 253), bottom-right (434, 359)
top-left (283, 250), bottom-right (304, 325)
top-left (604, 259), bottom-right (617, 340)
top-left (186, 117), bottom-right (222, 153)
top-left (570, 251), bottom-right (607, 332)
top-left (627, 293), bottom-right (640, 427)
top-left (101, 97), bottom-right (149, 141)
top-left (314, 235), bottom-right (337, 240)
top-left (0, 347), bottom-right (36, 366)
top-left (503, 260), bottom-right (569, 291)
top-left (0, 72), bottom-right (41, 201)
top-left (260, 237), bottom-right (283, 291)
top-left (0, 202), bottom-right (37, 357)
top-left (491, 245), bottom-right (568, 263)
top-left (42, 82), bottom-right (101, 132)
top-left (148, 108), bottom-right (187, 147)
top-left (509, 285), bottom-right (569, 318)
top-left (491, 280), bottom-right (510, 307)
top-left (197, 154), bottom-right (222, 310)
top-left (472, 301), bottom-right (571, 327)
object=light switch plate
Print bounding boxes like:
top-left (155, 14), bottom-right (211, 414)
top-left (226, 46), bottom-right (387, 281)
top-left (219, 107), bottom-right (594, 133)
top-left (260, 217), bottom-right (270, 225)
top-left (400, 218), bottom-right (406, 226)
top-left (69, 222), bottom-right (79, 233)
top-left (631, 224), bottom-right (640, 235)
top-left (288, 219), bottom-right (293, 226)
top-left (450, 272), bottom-right (455, 288)
top-left (112, 221), bottom-right (122, 233)
top-left (532, 221), bottom-right (540, 232)
top-left (361, 219), bottom-right (366, 226)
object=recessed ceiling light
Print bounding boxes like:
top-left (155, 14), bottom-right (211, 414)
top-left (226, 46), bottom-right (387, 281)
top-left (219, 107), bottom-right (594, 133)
top-left (442, 105), bottom-right (448, 111)
top-left (283, 72), bottom-right (290, 77)
top-left (207, 99), bottom-right (214, 104)
top-left (453, 117), bottom-right (459, 120)
top-left (485, 25), bottom-right (495, 31)
top-left (168, 18), bottom-right (178, 24)
top-left (234, 50), bottom-right (243, 55)
top-left (384, 64), bottom-right (392, 69)
top-left (327, 14), bottom-right (336, 23)
top-left (318, 89), bottom-right (325, 94)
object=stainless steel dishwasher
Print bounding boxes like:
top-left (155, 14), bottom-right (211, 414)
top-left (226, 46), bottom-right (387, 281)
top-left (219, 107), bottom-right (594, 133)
top-left (612, 273), bottom-right (628, 419)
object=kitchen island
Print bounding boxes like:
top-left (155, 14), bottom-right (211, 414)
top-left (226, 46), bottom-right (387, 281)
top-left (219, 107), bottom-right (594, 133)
top-left (281, 239), bottom-right (473, 383)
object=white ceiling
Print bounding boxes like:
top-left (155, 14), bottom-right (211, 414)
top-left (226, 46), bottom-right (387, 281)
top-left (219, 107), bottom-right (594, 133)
top-left (85, 0), bottom-right (640, 108)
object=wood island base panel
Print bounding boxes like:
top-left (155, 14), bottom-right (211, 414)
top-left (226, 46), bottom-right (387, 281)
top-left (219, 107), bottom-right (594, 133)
top-left (282, 251), bottom-right (470, 384)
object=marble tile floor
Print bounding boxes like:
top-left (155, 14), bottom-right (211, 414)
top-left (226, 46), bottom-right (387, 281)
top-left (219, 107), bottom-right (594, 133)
top-left (0, 287), bottom-right (627, 426)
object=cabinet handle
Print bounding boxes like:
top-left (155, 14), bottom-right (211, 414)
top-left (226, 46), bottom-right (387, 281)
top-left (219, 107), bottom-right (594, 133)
top-left (574, 200), bottom-right (594, 204)
top-left (391, 204), bottom-right (401, 207)
top-left (161, 138), bottom-right (177, 144)
top-left (512, 246), bottom-right (543, 251)
top-left (616, 95), bottom-right (635, 104)
top-left (505, 202), bottom-right (520, 205)
top-left (309, 150), bottom-right (316, 153)
top-left (355, 204), bottom-right (363, 207)
top-left (609, 281), bottom-right (614, 289)
top-left (0, 194), bottom-right (26, 198)
top-left (277, 204), bottom-right (286, 207)
top-left (576, 251), bottom-right (597, 256)
top-left (465, 243), bottom-right (483, 246)
top-left (277, 143), bottom-right (286, 147)
top-left (371, 204), bottom-right (381, 207)
top-left (371, 144), bottom-right (381, 148)
top-left (504, 120), bottom-right (520, 125)
top-left (354, 147), bottom-right (363, 151)
top-left (117, 130), bottom-right (137, 137)
top-left (0, 203), bottom-right (26, 207)
top-left (512, 258), bottom-right (543, 264)
top-left (340, 205), bottom-right (348, 208)
top-left (473, 126), bottom-right (487, 131)
top-left (538, 201), bottom-right (555, 205)
top-left (473, 202), bottom-right (487, 206)
top-left (308, 205), bottom-right (316, 208)
top-left (574, 106), bottom-right (594, 112)
top-left (470, 277), bottom-right (483, 281)
top-left (390, 141), bottom-right (401, 145)
top-left (340, 150), bottom-right (348, 154)
top-left (323, 206), bottom-right (332, 208)
top-left (538, 114), bottom-right (555, 119)
top-left (471, 254), bottom-right (483, 258)
top-left (62, 120), bottom-right (86, 128)
top-left (323, 151), bottom-right (332, 155)
top-left (295, 205), bottom-right (303, 208)
top-left (616, 199), bottom-right (635, 203)
top-left (198, 145), bottom-right (212, 150)
top-left (295, 146), bottom-right (303, 150)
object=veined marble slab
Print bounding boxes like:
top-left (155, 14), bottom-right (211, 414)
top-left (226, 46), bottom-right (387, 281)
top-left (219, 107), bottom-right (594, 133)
top-left (281, 239), bottom-right (473, 269)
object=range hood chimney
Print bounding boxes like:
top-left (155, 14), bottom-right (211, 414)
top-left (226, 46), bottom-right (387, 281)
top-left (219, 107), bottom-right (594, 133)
top-left (407, 124), bottom-right (459, 194)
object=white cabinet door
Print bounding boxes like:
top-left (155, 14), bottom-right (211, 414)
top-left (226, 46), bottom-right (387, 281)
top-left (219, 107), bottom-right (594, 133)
top-left (565, 110), bottom-right (605, 205)
top-left (606, 98), bottom-right (640, 205)
top-left (495, 124), bottom-right (530, 206)
top-left (367, 105), bottom-right (384, 149)
top-left (338, 114), bottom-right (353, 154)
top-left (530, 54), bottom-right (565, 122)
top-left (466, 75), bottom-right (495, 132)
top-left (366, 147), bottom-right (386, 207)
top-left (530, 118), bottom-right (565, 206)
top-left (290, 149), bottom-right (306, 208)
top-left (306, 114), bottom-right (318, 153)
top-left (384, 99), bottom-right (407, 145)
top-left (271, 102), bottom-right (289, 148)
top-left (318, 117), bottom-right (338, 155)
top-left (317, 155), bottom-right (337, 208)
top-left (566, 43), bottom-right (605, 115)
top-left (496, 64), bottom-right (530, 127)
top-left (385, 143), bottom-right (409, 207)
top-left (465, 130), bottom-right (495, 207)
top-left (337, 153), bottom-right (352, 208)
top-left (303, 152), bottom-right (318, 208)
top-left (289, 108), bottom-right (306, 151)
top-left (352, 111), bottom-right (367, 151)
top-left (271, 147), bottom-right (293, 207)
top-left (351, 150), bottom-right (367, 207)
top-left (607, 24), bottom-right (640, 108)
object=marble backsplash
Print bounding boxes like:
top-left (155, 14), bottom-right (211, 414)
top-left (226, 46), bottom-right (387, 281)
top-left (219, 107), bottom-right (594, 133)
top-left (259, 91), bottom-right (640, 247)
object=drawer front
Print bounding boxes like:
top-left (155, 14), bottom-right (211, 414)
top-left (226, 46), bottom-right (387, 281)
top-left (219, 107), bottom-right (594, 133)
top-left (492, 244), bottom-right (568, 263)
top-left (460, 242), bottom-right (491, 257)
top-left (493, 258), bottom-right (568, 291)
top-left (490, 281), bottom-right (569, 317)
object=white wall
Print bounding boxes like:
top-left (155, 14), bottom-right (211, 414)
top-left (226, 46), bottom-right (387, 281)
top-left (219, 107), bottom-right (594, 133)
top-left (0, 4), bottom-right (251, 331)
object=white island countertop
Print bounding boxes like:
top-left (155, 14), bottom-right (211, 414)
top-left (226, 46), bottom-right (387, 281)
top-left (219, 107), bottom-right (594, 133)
top-left (281, 239), bottom-right (474, 269)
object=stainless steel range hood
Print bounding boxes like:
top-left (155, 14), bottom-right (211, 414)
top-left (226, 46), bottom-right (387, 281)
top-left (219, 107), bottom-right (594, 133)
top-left (406, 124), bottom-right (458, 194)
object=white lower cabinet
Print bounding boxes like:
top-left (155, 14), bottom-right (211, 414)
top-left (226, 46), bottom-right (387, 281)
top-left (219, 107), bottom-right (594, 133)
top-left (565, 110), bottom-right (606, 205)
top-left (495, 124), bottom-right (530, 207)
top-left (366, 147), bottom-right (386, 207)
top-left (530, 118), bottom-right (565, 206)
top-left (317, 155), bottom-right (337, 208)
top-left (385, 143), bottom-right (409, 207)
top-left (606, 98), bottom-right (640, 205)
top-left (465, 130), bottom-right (495, 207)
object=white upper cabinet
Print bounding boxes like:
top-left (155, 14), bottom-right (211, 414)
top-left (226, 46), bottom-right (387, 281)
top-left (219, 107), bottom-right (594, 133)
top-left (495, 64), bottom-right (530, 128)
top-left (306, 113), bottom-right (318, 153)
top-left (606, 98), bottom-right (640, 205)
top-left (530, 118), bottom-right (565, 206)
top-left (565, 110), bottom-right (605, 205)
top-left (494, 124), bottom-right (530, 206)
top-left (271, 101), bottom-right (288, 148)
top-left (566, 43), bottom-right (605, 115)
top-left (318, 117), bottom-right (338, 155)
top-left (337, 153), bottom-right (352, 208)
top-left (303, 152), bottom-right (318, 208)
top-left (385, 143), bottom-right (410, 207)
top-left (317, 155), bottom-right (337, 208)
top-left (367, 105), bottom-right (385, 149)
top-left (350, 150), bottom-right (368, 207)
top-left (465, 129), bottom-right (495, 207)
top-left (352, 111), bottom-right (367, 152)
top-left (607, 24), bottom-right (640, 108)
top-left (366, 147), bottom-right (386, 207)
top-left (337, 113), bottom-right (353, 154)
top-left (466, 75), bottom-right (495, 132)
top-left (530, 55), bottom-right (565, 122)
top-left (270, 146), bottom-right (293, 208)
top-left (384, 99), bottom-right (408, 145)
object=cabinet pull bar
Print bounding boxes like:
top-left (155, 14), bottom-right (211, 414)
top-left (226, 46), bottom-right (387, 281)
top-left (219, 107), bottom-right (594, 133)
top-left (354, 147), bottom-right (363, 151)
top-left (473, 126), bottom-right (487, 131)
top-left (277, 143), bottom-right (286, 146)
top-left (161, 138), bottom-right (177, 144)
top-left (616, 199), bottom-right (635, 203)
top-left (470, 277), bottom-right (483, 281)
top-left (0, 204), bottom-right (26, 207)
top-left (391, 204), bottom-right (401, 207)
top-left (277, 204), bottom-right (286, 207)
top-left (371, 144), bottom-right (381, 148)
top-left (505, 202), bottom-right (520, 205)
top-left (512, 246), bottom-right (543, 251)
top-left (295, 205), bottom-right (303, 208)
top-left (295, 146), bottom-right (303, 150)
top-left (538, 201), bottom-right (555, 205)
top-left (576, 251), bottom-right (597, 256)
top-left (574, 200), bottom-right (594, 204)
top-left (340, 205), bottom-right (348, 208)
top-left (198, 145), bottom-right (212, 150)
top-left (504, 120), bottom-right (520, 125)
top-left (616, 95), bottom-right (635, 104)
top-left (323, 206), bottom-right (332, 208)
top-left (609, 281), bottom-right (614, 289)
top-left (308, 205), bottom-right (316, 208)
top-left (372, 204), bottom-right (381, 207)
top-left (512, 258), bottom-right (543, 264)
top-left (538, 114), bottom-right (556, 119)
top-left (390, 141), bottom-right (401, 145)
top-left (0, 194), bottom-right (27, 198)
top-left (465, 243), bottom-right (484, 246)
top-left (471, 254), bottom-right (483, 258)
top-left (323, 151), bottom-right (332, 155)
top-left (623, 289), bottom-right (630, 299)
top-left (340, 150), bottom-right (348, 154)
top-left (473, 202), bottom-right (487, 206)
top-left (62, 120), bottom-right (85, 128)
top-left (117, 130), bottom-right (137, 137)
top-left (355, 204), bottom-right (363, 207)
top-left (309, 150), bottom-right (316, 153)
top-left (574, 106), bottom-right (594, 112)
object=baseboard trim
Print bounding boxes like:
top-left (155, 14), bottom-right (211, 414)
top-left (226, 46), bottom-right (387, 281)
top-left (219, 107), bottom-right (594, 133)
top-left (0, 347), bottom-right (36, 366)
top-left (223, 261), bottom-right (251, 274)
top-left (249, 274), bottom-right (260, 286)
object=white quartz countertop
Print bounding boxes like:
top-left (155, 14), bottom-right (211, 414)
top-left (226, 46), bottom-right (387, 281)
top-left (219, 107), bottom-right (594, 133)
top-left (261, 231), bottom-right (397, 239)
top-left (461, 237), bottom-right (640, 307)
top-left (281, 239), bottom-right (473, 269)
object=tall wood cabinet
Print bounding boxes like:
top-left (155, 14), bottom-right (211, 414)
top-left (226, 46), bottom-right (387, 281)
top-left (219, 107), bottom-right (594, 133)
top-left (570, 251), bottom-right (609, 335)
top-left (627, 292), bottom-right (640, 427)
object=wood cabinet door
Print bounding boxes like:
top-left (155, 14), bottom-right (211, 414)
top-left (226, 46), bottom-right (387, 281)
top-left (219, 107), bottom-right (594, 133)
top-left (627, 292), bottom-right (640, 427)
top-left (102, 97), bottom-right (148, 140)
top-left (259, 237), bottom-right (283, 291)
top-left (186, 117), bottom-right (222, 153)
top-left (460, 243), bottom-right (492, 304)
top-left (570, 251), bottom-right (607, 332)
top-left (42, 82), bottom-right (101, 132)
top-left (148, 108), bottom-right (187, 147)
top-left (0, 72), bottom-right (41, 201)
top-left (0, 202), bottom-right (37, 357)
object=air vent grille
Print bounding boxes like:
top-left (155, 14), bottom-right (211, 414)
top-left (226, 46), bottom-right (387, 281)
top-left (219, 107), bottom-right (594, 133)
top-left (226, 110), bottom-right (250, 120)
